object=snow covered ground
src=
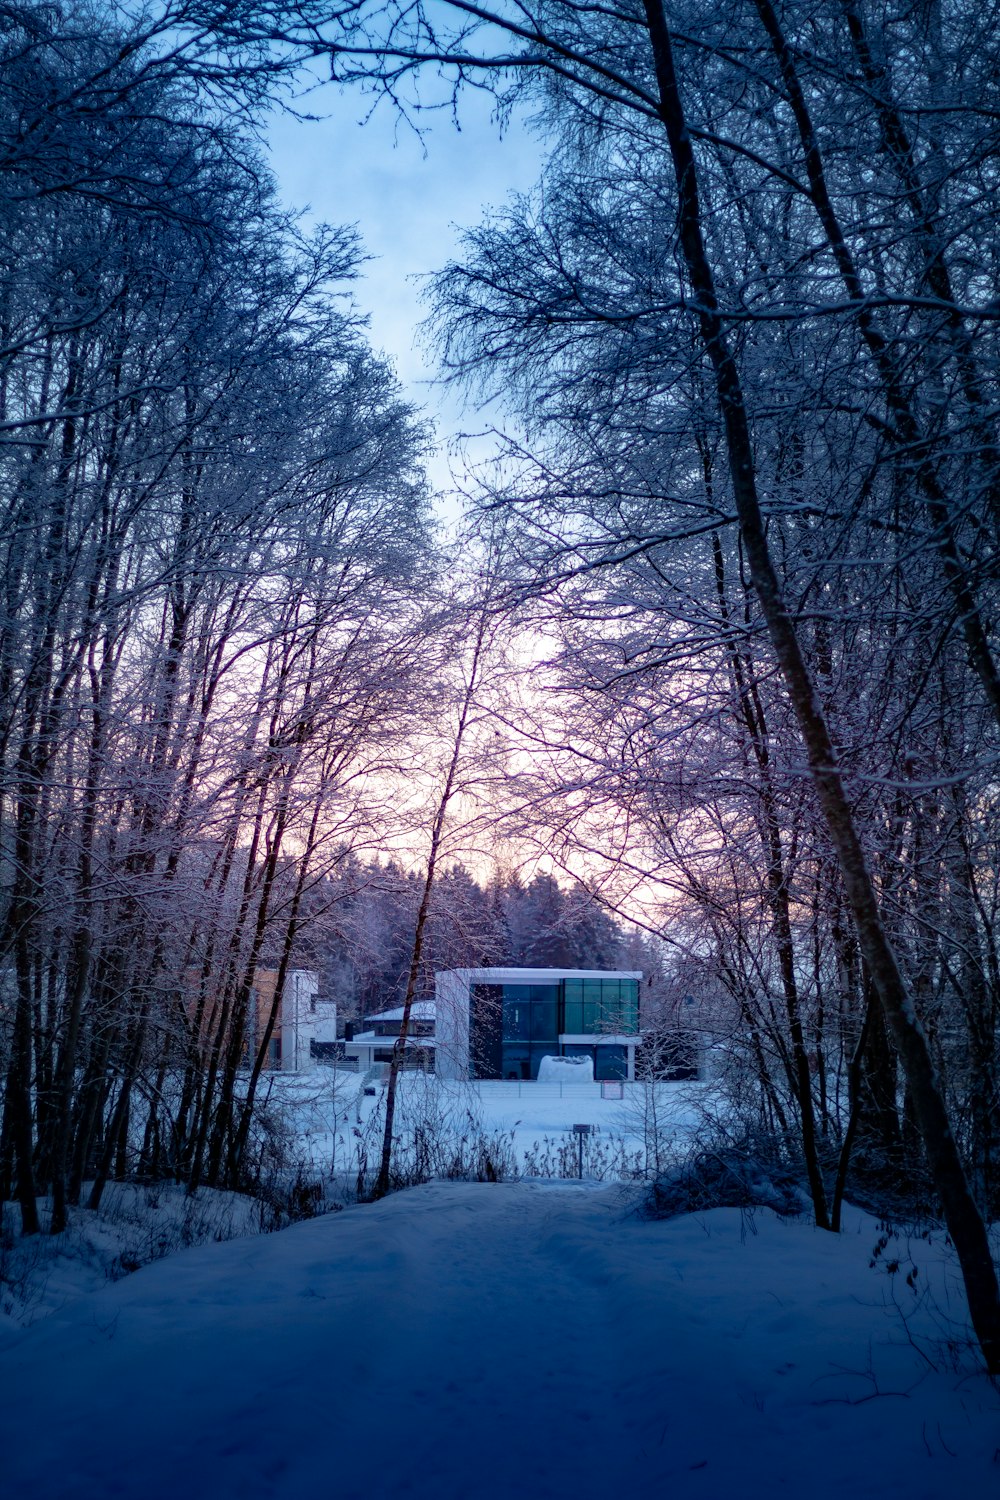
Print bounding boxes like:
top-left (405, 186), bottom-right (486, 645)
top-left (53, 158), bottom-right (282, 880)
top-left (2, 1075), bottom-right (997, 1497)
top-left (0, 1183), bottom-right (273, 1328)
top-left (0, 1077), bottom-right (709, 1330)
top-left (288, 1071), bottom-right (712, 1184)
top-left (1, 1180), bottom-right (997, 1499)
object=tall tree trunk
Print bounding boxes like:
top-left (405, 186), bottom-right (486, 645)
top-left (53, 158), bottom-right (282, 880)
top-left (641, 0), bottom-right (1000, 1373)
top-left (712, 532), bottom-right (829, 1224)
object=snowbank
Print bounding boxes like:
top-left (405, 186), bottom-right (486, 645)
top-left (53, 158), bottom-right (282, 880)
top-left (0, 1181), bottom-right (996, 1499)
top-left (537, 1054), bottom-right (594, 1082)
top-left (0, 1183), bottom-right (268, 1329)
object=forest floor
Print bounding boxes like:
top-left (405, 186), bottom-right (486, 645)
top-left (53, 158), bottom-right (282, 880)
top-left (1, 1177), bottom-right (998, 1500)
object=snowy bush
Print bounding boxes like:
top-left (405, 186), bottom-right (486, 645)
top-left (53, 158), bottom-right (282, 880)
top-left (346, 1079), bottom-right (520, 1197)
top-left (0, 1184), bottom-right (271, 1328)
top-left (647, 1145), bottom-right (810, 1221)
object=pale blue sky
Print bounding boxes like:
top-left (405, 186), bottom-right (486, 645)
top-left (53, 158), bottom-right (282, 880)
top-left (267, 81), bottom-right (541, 505)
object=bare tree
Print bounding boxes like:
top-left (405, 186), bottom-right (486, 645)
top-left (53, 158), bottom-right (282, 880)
top-left (283, 0), bottom-right (1000, 1372)
top-left (373, 551), bottom-right (520, 1198)
top-left (0, 6), bottom-right (435, 1231)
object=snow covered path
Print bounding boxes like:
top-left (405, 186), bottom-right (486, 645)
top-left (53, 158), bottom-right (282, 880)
top-left (1, 1181), bottom-right (997, 1499)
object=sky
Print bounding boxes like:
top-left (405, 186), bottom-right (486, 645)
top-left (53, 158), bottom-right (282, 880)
top-left (266, 77), bottom-right (543, 509)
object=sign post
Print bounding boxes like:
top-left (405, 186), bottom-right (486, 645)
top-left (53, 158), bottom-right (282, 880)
top-left (572, 1123), bottom-right (597, 1179)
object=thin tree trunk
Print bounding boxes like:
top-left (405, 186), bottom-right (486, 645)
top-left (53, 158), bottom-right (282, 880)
top-left (87, 1010), bottom-right (148, 1212)
top-left (831, 988), bottom-right (875, 1233)
top-left (372, 614), bottom-right (492, 1200)
top-left (712, 532), bottom-right (830, 1225)
top-left (751, 0), bottom-right (1000, 730)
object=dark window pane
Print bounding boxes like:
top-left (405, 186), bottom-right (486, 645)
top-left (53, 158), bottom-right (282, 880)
top-left (503, 1000), bottom-right (530, 1040)
top-left (501, 1043), bottom-right (531, 1081)
top-left (581, 1000), bottom-right (601, 1034)
top-left (599, 982), bottom-right (621, 1030)
top-left (530, 1045), bottom-right (558, 1078)
top-left (530, 1000), bottom-right (559, 1040)
top-left (607, 980), bottom-right (638, 1033)
top-left (595, 1045), bottom-right (628, 1081)
top-left (563, 999), bottom-right (583, 1034)
top-left (598, 980), bottom-right (640, 1033)
top-left (470, 984), bottom-right (503, 1078)
top-left (529, 984), bottom-right (559, 1004)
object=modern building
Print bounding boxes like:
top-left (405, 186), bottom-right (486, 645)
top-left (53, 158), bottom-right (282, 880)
top-left (250, 969), bottom-right (338, 1072)
top-left (434, 967), bottom-right (642, 1082)
top-left (344, 1000), bottom-right (437, 1075)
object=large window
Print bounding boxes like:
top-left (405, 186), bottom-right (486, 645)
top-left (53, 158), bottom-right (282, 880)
top-left (562, 1043), bottom-right (629, 1080)
top-left (501, 1041), bottom-right (531, 1080)
top-left (530, 997), bottom-right (559, 1040)
top-left (561, 978), bottom-right (638, 1035)
top-left (499, 1042), bottom-right (560, 1080)
top-left (497, 983), bottom-right (560, 1078)
top-left (502, 990), bottom-right (530, 1040)
top-left (595, 1044), bottom-right (628, 1081)
top-left (470, 984), bottom-right (503, 1078)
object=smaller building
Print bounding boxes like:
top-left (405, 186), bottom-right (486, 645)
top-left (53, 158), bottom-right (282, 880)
top-left (250, 969), bottom-right (338, 1073)
top-left (344, 1000), bottom-right (437, 1075)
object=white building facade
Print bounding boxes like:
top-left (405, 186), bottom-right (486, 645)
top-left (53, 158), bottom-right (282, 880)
top-left (344, 1000), bottom-right (437, 1075)
top-left (251, 969), bottom-right (338, 1073)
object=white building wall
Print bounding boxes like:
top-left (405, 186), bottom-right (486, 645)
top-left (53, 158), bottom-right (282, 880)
top-left (313, 998), bottom-right (338, 1047)
top-left (280, 970), bottom-right (321, 1073)
top-left (434, 970), bottom-right (471, 1081)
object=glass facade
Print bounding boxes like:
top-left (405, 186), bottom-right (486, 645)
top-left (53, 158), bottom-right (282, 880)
top-left (563, 1042), bottom-right (629, 1081)
top-left (469, 983), bottom-right (503, 1078)
top-left (496, 983), bottom-right (560, 1079)
top-left (562, 977), bottom-right (639, 1036)
top-left (469, 976), bottom-right (639, 1080)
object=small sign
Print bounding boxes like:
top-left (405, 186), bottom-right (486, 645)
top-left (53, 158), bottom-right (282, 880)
top-left (570, 1123), bottom-right (596, 1179)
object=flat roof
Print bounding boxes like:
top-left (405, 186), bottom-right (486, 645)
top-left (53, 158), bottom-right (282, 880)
top-left (364, 1001), bottom-right (435, 1023)
top-left (438, 968), bottom-right (642, 983)
top-left (346, 1032), bottom-right (437, 1048)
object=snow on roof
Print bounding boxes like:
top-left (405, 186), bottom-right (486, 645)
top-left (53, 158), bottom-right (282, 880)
top-left (346, 1032), bottom-right (437, 1048)
top-left (364, 1001), bottom-right (436, 1023)
top-left (438, 967), bottom-right (642, 983)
